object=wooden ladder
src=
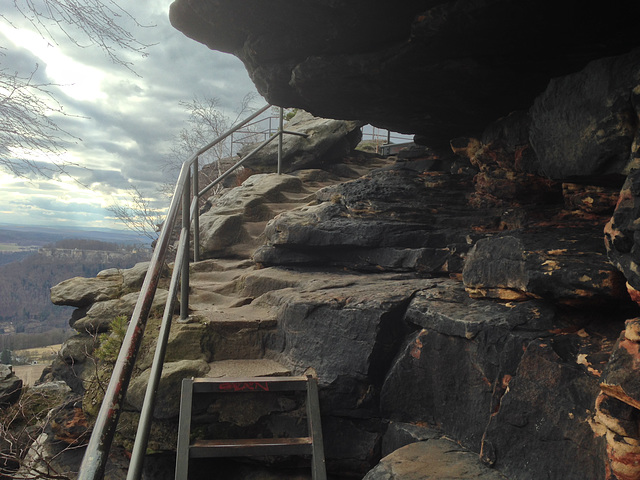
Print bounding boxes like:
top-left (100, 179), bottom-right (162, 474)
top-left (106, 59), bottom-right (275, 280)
top-left (174, 374), bottom-right (327, 480)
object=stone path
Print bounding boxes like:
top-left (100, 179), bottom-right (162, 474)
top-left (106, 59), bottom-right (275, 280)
top-left (178, 155), bottom-right (393, 377)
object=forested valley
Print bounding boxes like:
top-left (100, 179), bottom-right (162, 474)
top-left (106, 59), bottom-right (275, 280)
top-left (0, 238), bottom-right (150, 350)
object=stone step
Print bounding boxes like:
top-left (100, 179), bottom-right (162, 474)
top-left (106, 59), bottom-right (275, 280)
top-left (205, 358), bottom-right (291, 379)
top-left (263, 201), bottom-right (313, 216)
top-left (190, 303), bottom-right (278, 361)
top-left (279, 190), bottom-right (316, 203)
top-left (363, 439), bottom-right (509, 480)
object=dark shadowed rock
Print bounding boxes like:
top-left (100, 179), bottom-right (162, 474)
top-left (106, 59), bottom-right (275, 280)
top-left (483, 339), bottom-right (608, 480)
top-left (600, 331), bottom-right (640, 411)
top-left (380, 279), bottom-right (556, 449)
top-left (264, 276), bottom-right (425, 413)
top-left (169, 1), bottom-right (640, 146)
top-left (605, 166), bottom-right (640, 294)
top-left (380, 277), bottom-right (618, 479)
top-left (256, 168), bottom-right (495, 273)
top-left (529, 48), bottom-right (640, 180)
top-left (462, 232), bottom-right (628, 305)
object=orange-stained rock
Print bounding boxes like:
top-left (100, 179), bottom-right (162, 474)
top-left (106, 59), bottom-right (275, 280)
top-left (50, 402), bottom-right (90, 445)
top-left (627, 284), bottom-right (640, 307)
top-left (607, 430), bottom-right (640, 480)
top-left (595, 392), bottom-right (640, 438)
top-left (471, 168), bottom-right (561, 209)
top-left (563, 183), bottom-right (619, 215)
top-left (450, 137), bottom-right (482, 161)
top-left (601, 332), bottom-right (640, 412)
top-left (626, 319), bottom-right (640, 343)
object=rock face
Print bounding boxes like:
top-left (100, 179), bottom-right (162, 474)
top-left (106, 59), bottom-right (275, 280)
top-left (169, 0), bottom-right (640, 144)
top-left (529, 48), bottom-right (640, 179)
top-left (40, 21), bottom-right (640, 478)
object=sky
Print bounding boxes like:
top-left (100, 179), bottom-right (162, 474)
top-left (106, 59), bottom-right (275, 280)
top-left (0, 0), bottom-right (262, 232)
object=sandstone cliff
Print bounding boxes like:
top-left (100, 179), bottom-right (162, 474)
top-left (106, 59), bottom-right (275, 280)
top-left (5, 3), bottom-right (640, 480)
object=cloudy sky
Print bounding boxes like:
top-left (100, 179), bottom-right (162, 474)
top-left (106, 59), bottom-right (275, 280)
top-left (0, 0), bottom-right (262, 232)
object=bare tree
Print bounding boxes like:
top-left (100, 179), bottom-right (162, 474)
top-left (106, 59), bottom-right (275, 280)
top-left (106, 185), bottom-right (163, 242)
top-left (108, 94), bottom-right (262, 241)
top-left (0, 62), bottom-right (77, 177)
top-left (0, 0), bottom-right (152, 176)
top-left (166, 92), bottom-right (260, 189)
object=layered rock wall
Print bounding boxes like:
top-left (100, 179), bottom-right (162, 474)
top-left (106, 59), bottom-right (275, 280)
top-left (22, 3), bottom-right (640, 479)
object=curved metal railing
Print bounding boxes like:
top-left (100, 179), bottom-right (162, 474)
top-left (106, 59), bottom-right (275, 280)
top-left (77, 105), bottom-right (307, 480)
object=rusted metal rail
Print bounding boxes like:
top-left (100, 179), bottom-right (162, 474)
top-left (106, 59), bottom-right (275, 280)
top-left (77, 105), bottom-right (307, 480)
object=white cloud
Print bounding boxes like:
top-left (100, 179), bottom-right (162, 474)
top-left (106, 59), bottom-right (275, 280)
top-left (0, 0), bottom-right (262, 231)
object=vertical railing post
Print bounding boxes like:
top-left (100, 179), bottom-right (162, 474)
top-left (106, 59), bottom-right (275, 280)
top-left (277, 106), bottom-right (284, 175)
top-left (180, 173), bottom-right (190, 321)
top-left (193, 157), bottom-right (200, 263)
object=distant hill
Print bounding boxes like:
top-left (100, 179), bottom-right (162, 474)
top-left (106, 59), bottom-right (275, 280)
top-left (0, 232), bottom-right (151, 348)
top-left (0, 223), bottom-right (149, 247)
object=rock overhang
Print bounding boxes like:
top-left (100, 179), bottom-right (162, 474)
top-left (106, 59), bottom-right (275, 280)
top-left (169, 0), bottom-right (640, 145)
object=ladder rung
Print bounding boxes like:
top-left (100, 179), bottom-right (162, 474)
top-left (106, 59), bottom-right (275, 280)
top-left (192, 376), bottom-right (309, 393)
top-left (189, 437), bottom-right (313, 458)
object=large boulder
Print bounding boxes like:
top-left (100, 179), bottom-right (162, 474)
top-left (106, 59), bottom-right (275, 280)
top-left (363, 439), bottom-right (508, 480)
top-left (51, 273), bottom-right (123, 308)
top-left (380, 279), bottom-right (618, 480)
top-left (605, 166), bottom-right (640, 294)
top-left (255, 167), bottom-right (492, 273)
top-left (169, 0), bottom-right (640, 145)
top-left (264, 275), bottom-right (425, 413)
top-left (239, 110), bottom-right (362, 173)
top-left (529, 48), bottom-right (640, 179)
top-left (462, 233), bottom-right (628, 305)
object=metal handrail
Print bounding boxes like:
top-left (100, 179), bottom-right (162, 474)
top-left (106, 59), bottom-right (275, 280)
top-left (77, 105), bottom-right (305, 480)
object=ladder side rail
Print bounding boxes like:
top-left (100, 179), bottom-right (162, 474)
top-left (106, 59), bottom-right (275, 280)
top-left (175, 378), bottom-right (194, 480)
top-left (306, 376), bottom-right (327, 480)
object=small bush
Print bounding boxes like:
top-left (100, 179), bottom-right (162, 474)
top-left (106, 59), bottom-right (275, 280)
top-left (95, 315), bottom-right (129, 363)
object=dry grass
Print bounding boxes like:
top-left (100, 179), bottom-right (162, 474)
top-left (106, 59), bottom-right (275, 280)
top-left (14, 344), bottom-right (61, 363)
top-left (12, 364), bottom-right (47, 386)
top-left (11, 345), bottom-right (61, 386)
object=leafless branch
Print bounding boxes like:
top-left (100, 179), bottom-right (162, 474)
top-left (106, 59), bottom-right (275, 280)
top-left (106, 185), bottom-right (163, 242)
top-left (10, 0), bottom-right (154, 72)
top-left (0, 63), bottom-right (80, 177)
top-left (0, 0), bottom-right (153, 176)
